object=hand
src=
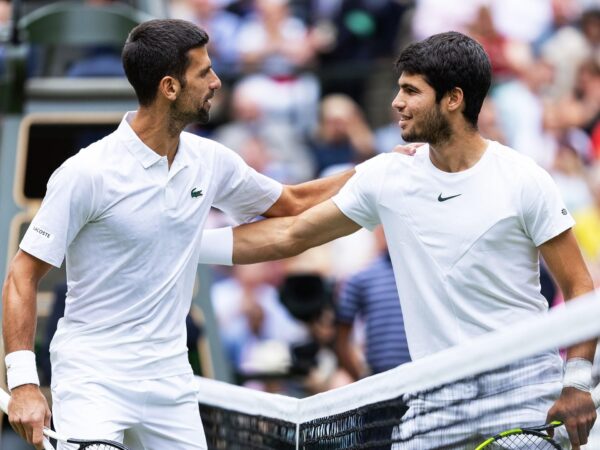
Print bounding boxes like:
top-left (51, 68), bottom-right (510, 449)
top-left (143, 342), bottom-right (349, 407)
top-left (8, 384), bottom-right (51, 450)
top-left (546, 387), bottom-right (597, 449)
top-left (393, 143), bottom-right (424, 156)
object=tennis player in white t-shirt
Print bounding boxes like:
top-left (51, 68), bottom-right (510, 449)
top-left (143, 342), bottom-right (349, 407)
top-left (224, 32), bottom-right (598, 449)
top-left (2, 20), bottom-right (355, 450)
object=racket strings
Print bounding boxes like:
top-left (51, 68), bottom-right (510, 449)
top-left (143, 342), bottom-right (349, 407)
top-left (487, 432), bottom-right (562, 449)
top-left (77, 443), bottom-right (126, 450)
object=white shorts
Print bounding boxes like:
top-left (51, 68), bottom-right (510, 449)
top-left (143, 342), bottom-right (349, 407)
top-left (392, 353), bottom-right (565, 449)
top-left (51, 373), bottom-right (207, 450)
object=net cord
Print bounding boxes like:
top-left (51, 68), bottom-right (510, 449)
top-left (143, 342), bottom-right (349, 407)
top-left (197, 288), bottom-right (600, 424)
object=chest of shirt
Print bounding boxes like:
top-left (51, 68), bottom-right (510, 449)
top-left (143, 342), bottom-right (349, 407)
top-left (90, 160), bottom-right (215, 247)
top-left (378, 161), bottom-right (529, 269)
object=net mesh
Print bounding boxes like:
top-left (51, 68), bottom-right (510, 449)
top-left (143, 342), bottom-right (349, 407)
top-left (197, 291), bottom-right (600, 450)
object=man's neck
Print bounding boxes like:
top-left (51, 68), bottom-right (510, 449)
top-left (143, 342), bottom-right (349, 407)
top-left (428, 130), bottom-right (488, 173)
top-left (130, 107), bottom-right (184, 168)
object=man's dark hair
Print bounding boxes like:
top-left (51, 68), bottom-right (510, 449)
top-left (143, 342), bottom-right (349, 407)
top-left (122, 19), bottom-right (209, 106)
top-left (395, 31), bottom-right (492, 127)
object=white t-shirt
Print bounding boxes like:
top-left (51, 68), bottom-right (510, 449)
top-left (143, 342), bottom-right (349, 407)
top-left (20, 112), bottom-right (282, 381)
top-left (333, 141), bottom-right (574, 360)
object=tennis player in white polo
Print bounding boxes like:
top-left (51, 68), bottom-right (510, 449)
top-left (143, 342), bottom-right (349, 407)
top-left (220, 32), bottom-right (598, 449)
top-left (2, 19), bottom-right (355, 450)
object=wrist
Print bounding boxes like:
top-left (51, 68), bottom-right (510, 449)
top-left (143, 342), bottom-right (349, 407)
top-left (563, 358), bottom-right (593, 392)
top-left (5, 350), bottom-right (40, 391)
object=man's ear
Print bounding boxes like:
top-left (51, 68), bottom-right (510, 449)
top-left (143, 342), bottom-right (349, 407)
top-left (445, 87), bottom-right (464, 113)
top-left (158, 76), bottom-right (180, 102)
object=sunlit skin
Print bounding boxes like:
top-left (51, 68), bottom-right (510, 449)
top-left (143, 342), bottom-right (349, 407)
top-left (171, 46), bottom-right (222, 126)
top-left (391, 72), bottom-right (488, 173)
top-left (391, 73), bottom-right (452, 146)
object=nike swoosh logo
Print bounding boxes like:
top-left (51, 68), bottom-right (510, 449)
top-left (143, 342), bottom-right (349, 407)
top-left (438, 193), bottom-right (462, 202)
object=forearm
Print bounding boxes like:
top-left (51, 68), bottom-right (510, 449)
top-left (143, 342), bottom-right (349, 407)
top-left (2, 270), bottom-right (38, 354)
top-left (233, 216), bottom-right (300, 264)
top-left (234, 200), bottom-right (361, 264)
top-left (563, 279), bottom-right (596, 361)
top-left (266, 170), bottom-right (355, 217)
top-left (335, 327), bottom-right (363, 381)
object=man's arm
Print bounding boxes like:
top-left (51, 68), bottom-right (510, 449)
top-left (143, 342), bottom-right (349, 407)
top-left (335, 322), bottom-right (365, 381)
top-left (2, 250), bottom-right (52, 449)
top-left (263, 170), bottom-right (355, 218)
top-left (540, 229), bottom-right (597, 450)
top-left (262, 143), bottom-right (423, 218)
top-left (233, 199), bottom-right (362, 264)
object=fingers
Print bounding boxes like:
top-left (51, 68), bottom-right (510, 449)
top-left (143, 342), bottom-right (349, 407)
top-left (7, 385), bottom-right (51, 449)
top-left (393, 144), bottom-right (416, 156)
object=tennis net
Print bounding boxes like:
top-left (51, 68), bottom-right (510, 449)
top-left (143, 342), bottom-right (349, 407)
top-left (196, 289), bottom-right (600, 449)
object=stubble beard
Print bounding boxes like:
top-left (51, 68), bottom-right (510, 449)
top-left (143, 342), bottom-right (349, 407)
top-left (401, 104), bottom-right (452, 146)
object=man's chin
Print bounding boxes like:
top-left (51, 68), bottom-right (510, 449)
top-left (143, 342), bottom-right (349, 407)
top-left (196, 110), bottom-right (210, 125)
top-left (401, 132), bottom-right (420, 143)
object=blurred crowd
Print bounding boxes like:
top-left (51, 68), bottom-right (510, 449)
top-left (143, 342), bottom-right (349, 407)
top-left (4, 0), bottom-right (600, 396)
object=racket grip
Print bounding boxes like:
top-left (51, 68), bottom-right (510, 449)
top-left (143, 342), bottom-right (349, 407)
top-left (43, 437), bottom-right (55, 450)
top-left (592, 383), bottom-right (600, 408)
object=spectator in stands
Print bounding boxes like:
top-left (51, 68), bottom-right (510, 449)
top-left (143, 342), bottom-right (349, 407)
top-left (171, 0), bottom-right (241, 79)
top-left (492, 54), bottom-right (558, 168)
top-left (235, 0), bottom-right (319, 134)
top-left (280, 273), bottom-right (352, 395)
top-left (308, 93), bottom-right (376, 176)
top-left (211, 262), bottom-right (307, 378)
top-left (335, 226), bottom-right (410, 381)
top-left (308, 0), bottom-right (409, 101)
top-left (574, 163), bottom-right (600, 284)
top-left (213, 81), bottom-right (315, 182)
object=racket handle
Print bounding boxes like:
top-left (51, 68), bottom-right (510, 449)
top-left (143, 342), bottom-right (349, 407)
top-left (43, 437), bottom-right (55, 450)
top-left (592, 383), bottom-right (600, 408)
top-left (0, 388), bottom-right (10, 413)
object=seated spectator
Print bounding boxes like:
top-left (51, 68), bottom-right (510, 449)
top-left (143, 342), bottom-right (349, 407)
top-left (171, 0), bottom-right (241, 79)
top-left (308, 93), bottom-right (376, 176)
top-left (335, 226), bottom-right (411, 381)
top-left (574, 163), bottom-right (600, 284)
top-left (211, 263), bottom-right (308, 378)
top-left (213, 82), bottom-right (315, 182)
top-left (235, 0), bottom-right (320, 133)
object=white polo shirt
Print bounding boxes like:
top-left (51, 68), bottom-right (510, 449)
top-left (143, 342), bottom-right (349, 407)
top-left (333, 141), bottom-right (573, 360)
top-left (20, 112), bottom-right (282, 381)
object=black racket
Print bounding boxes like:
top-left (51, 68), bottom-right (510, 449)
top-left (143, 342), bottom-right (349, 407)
top-left (475, 421), bottom-right (563, 449)
top-left (0, 388), bottom-right (130, 450)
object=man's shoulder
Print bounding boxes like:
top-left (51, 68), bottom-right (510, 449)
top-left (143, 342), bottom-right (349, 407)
top-left (488, 141), bottom-right (542, 171)
top-left (180, 131), bottom-right (241, 162)
top-left (356, 152), bottom-right (413, 175)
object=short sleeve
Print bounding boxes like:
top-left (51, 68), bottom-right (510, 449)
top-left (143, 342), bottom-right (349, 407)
top-left (521, 164), bottom-right (575, 246)
top-left (20, 158), bottom-right (99, 267)
top-left (332, 155), bottom-right (387, 231)
top-left (212, 144), bottom-right (283, 224)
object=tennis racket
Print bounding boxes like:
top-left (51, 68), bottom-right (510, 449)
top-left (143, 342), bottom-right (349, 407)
top-left (475, 421), bottom-right (563, 449)
top-left (476, 384), bottom-right (600, 449)
top-left (0, 388), bottom-right (130, 450)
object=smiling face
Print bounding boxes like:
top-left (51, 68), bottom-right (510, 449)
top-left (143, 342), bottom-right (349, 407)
top-left (391, 72), bottom-right (452, 145)
top-left (171, 46), bottom-right (222, 125)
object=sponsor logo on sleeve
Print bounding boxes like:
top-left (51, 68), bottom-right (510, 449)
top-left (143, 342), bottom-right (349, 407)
top-left (32, 226), bottom-right (53, 240)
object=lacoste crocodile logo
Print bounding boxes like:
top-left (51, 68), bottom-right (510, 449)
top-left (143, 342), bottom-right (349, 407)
top-left (191, 188), bottom-right (203, 198)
